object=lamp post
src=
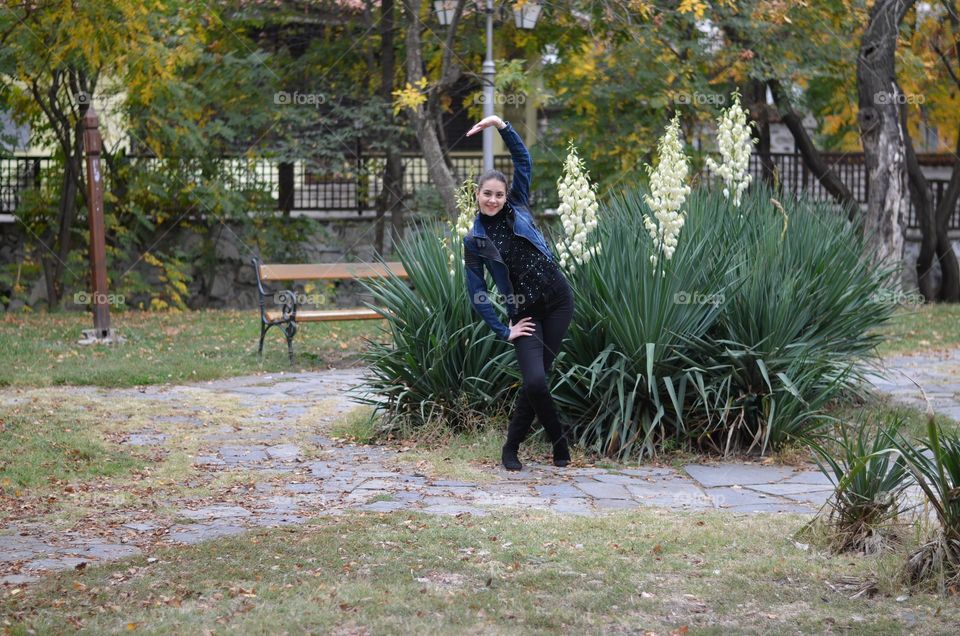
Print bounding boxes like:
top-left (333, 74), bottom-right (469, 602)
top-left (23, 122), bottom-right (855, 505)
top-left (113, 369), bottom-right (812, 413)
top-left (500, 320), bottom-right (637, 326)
top-left (481, 0), bottom-right (495, 171)
top-left (433, 1), bottom-right (542, 171)
top-left (81, 107), bottom-right (111, 342)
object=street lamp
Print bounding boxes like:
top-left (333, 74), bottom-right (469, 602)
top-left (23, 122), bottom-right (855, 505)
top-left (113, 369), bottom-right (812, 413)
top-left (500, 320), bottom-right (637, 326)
top-left (512, 1), bottom-right (542, 29)
top-left (433, 1), bottom-right (543, 171)
top-left (433, 0), bottom-right (457, 25)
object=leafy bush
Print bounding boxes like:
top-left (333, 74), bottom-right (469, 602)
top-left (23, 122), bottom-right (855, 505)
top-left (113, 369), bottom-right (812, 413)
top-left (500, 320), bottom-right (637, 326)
top-left (893, 420), bottom-right (960, 591)
top-left (552, 186), bottom-right (733, 458)
top-left (356, 222), bottom-right (517, 433)
top-left (807, 416), bottom-right (911, 554)
top-left (686, 187), bottom-right (896, 454)
top-left (554, 185), bottom-right (894, 459)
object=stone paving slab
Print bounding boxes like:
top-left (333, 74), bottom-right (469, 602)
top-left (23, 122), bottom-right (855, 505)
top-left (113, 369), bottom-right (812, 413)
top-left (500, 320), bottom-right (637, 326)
top-left (746, 483), bottom-right (834, 498)
top-left (779, 471), bottom-right (833, 486)
top-left (125, 432), bottom-right (168, 446)
top-left (594, 498), bottom-right (640, 511)
top-left (534, 484), bottom-right (588, 499)
top-left (23, 558), bottom-right (90, 572)
top-left (866, 351), bottom-right (960, 420)
top-left (683, 464), bottom-right (801, 488)
top-left (575, 481), bottom-right (632, 500)
top-left (151, 415), bottom-right (206, 426)
top-left (0, 574), bottom-right (39, 585)
top-left (166, 521), bottom-right (247, 545)
top-left (266, 444), bottom-right (301, 461)
top-left (178, 505), bottom-right (252, 520)
top-left (625, 482), bottom-right (709, 508)
top-left (78, 544), bottom-right (142, 560)
top-left (705, 486), bottom-right (782, 508)
top-left (122, 522), bottom-right (162, 533)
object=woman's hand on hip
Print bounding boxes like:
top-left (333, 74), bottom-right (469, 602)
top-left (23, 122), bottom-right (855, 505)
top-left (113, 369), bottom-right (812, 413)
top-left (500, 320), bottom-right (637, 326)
top-left (467, 116), bottom-right (505, 137)
top-left (507, 317), bottom-right (535, 341)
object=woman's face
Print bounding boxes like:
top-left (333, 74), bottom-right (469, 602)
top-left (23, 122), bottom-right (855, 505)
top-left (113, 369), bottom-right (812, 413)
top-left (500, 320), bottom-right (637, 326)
top-left (477, 179), bottom-right (507, 216)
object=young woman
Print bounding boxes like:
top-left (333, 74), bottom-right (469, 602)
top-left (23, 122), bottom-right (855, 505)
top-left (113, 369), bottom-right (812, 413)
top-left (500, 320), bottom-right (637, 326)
top-left (462, 115), bottom-right (575, 471)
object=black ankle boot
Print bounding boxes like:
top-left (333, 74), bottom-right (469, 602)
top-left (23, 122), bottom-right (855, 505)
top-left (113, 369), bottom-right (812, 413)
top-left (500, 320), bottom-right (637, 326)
top-left (501, 445), bottom-right (522, 471)
top-left (552, 438), bottom-right (571, 467)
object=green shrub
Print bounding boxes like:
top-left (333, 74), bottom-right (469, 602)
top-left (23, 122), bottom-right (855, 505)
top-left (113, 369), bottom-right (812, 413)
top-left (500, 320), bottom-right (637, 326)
top-left (893, 419), bottom-right (960, 591)
top-left (553, 187), bottom-right (733, 458)
top-left (356, 222), bottom-right (517, 433)
top-left (685, 186), bottom-right (896, 454)
top-left (553, 185), bottom-right (894, 459)
top-left (807, 416), bottom-right (911, 554)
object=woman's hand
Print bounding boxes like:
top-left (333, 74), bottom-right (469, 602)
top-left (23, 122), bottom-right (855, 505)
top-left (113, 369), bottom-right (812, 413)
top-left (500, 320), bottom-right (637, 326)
top-left (466, 116), bottom-right (505, 137)
top-left (507, 316), bottom-right (535, 341)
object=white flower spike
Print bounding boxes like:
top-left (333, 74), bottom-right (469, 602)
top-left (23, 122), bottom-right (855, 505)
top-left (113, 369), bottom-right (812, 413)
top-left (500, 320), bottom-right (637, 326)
top-left (447, 179), bottom-right (478, 276)
top-left (556, 141), bottom-right (601, 271)
top-left (644, 113), bottom-right (690, 264)
top-left (705, 92), bottom-right (756, 208)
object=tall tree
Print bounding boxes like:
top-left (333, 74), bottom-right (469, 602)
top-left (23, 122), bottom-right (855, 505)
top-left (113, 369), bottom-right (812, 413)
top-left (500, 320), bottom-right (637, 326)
top-left (900, 0), bottom-right (960, 301)
top-left (399, 0), bottom-right (465, 221)
top-left (857, 0), bottom-right (916, 269)
top-left (0, 0), bottom-right (204, 308)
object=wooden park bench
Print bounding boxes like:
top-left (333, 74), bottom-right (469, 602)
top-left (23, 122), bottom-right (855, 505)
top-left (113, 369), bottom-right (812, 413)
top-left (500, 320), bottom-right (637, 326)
top-left (251, 257), bottom-right (408, 364)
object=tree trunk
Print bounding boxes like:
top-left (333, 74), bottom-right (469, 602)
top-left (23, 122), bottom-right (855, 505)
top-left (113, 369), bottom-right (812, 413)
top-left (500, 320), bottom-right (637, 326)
top-left (768, 79), bottom-right (858, 217)
top-left (746, 79), bottom-right (775, 187)
top-left (902, 106), bottom-right (937, 299)
top-left (376, 0), bottom-right (406, 256)
top-left (935, 129), bottom-right (960, 301)
top-left (402, 0), bottom-right (461, 223)
top-left (857, 0), bottom-right (915, 272)
top-left (42, 154), bottom-right (80, 309)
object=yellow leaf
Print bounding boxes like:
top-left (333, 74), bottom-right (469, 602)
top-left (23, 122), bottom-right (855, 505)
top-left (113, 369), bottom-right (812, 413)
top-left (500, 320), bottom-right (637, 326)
top-left (678, 0), bottom-right (707, 20)
top-left (391, 81), bottom-right (428, 115)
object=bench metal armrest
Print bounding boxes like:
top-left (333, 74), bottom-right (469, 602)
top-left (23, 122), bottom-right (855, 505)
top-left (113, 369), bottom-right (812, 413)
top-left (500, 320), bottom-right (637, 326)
top-left (274, 289), bottom-right (299, 323)
top-left (252, 257), bottom-right (302, 325)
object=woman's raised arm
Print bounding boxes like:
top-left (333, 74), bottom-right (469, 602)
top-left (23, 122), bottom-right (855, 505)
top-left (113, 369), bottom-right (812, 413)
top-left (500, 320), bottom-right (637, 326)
top-left (466, 116), bottom-right (532, 207)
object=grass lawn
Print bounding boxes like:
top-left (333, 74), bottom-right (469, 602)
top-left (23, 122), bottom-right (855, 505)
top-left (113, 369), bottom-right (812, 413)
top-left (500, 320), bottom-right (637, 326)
top-left (0, 398), bottom-right (142, 492)
top-left (875, 303), bottom-right (960, 356)
top-left (0, 310), bottom-right (387, 387)
top-left (3, 305), bottom-right (960, 633)
top-left (0, 302), bottom-right (956, 389)
top-left (826, 394), bottom-right (960, 441)
top-left (3, 509), bottom-right (958, 634)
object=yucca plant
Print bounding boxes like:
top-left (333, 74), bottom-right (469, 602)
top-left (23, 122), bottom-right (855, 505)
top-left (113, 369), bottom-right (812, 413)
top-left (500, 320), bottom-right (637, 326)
top-left (892, 420), bottom-right (960, 591)
top-left (553, 184), bottom-right (894, 460)
top-left (553, 187), bottom-right (734, 459)
top-left (807, 416), bottom-right (911, 554)
top-left (685, 185), bottom-right (895, 454)
top-left (355, 221), bottom-right (517, 433)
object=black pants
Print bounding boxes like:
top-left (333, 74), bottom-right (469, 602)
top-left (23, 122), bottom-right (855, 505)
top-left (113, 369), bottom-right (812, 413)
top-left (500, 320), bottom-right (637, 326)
top-left (504, 274), bottom-right (575, 450)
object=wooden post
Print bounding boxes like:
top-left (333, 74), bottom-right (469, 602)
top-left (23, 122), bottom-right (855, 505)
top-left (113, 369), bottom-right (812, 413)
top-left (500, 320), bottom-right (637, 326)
top-left (278, 161), bottom-right (294, 217)
top-left (81, 106), bottom-right (113, 341)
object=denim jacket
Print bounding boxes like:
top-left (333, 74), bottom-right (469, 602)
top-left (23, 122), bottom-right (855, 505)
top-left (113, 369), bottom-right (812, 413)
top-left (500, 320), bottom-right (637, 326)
top-left (463, 121), bottom-right (557, 341)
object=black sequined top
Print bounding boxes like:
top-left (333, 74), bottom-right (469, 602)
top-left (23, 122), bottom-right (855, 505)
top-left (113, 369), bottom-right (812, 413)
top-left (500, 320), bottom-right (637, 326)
top-left (480, 206), bottom-right (561, 312)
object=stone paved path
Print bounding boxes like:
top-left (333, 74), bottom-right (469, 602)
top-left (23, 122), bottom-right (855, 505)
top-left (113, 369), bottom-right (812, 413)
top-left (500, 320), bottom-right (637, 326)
top-left (5, 350), bottom-right (953, 585)
top-left (866, 349), bottom-right (960, 420)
